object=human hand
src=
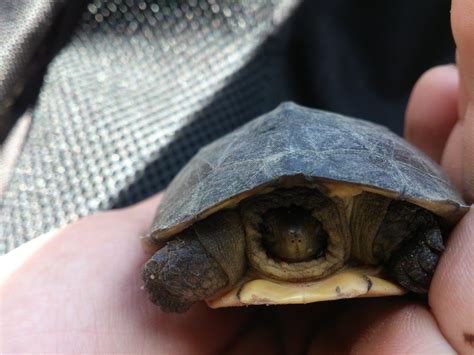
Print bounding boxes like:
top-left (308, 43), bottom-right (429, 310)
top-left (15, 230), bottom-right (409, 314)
top-left (0, 194), bottom-right (257, 354)
top-left (0, 191), bottom-right (468, 354)
top-left (403, 0), bottom-right (474, 352)
top-left (2, 1), bottom-right (474, 353)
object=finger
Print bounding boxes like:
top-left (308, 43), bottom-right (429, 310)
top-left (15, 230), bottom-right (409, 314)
top-left (275, 304), bottom-right (329, 355)
top-left (404, 65), bottom-right (459, 163)
top-left (223, 309), bottom-right (282, 355)
top-left (440, 123), bottom-right (465, 194)
top-left (307, 299), bottom-right (454, 354)
top-left (119, 192), bottom-right (163, 235)
top-left (0, 206), bottom-right (252, 353)
top-left (429, 208), bottom-right (474, 354)
top-left (451, 0), bottom-right (474, 202)
top-left (451, 0), bottom-right (474, 94)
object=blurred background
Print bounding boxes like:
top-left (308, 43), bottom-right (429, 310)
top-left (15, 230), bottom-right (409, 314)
top-left (0, 0), bottom-right (454, 254)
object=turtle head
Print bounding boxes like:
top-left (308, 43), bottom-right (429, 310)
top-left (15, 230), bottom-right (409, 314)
top-left (261, 206), bottom-right (327, 262)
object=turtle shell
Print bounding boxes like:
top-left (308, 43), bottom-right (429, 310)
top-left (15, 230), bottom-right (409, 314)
top-left (150, 102), bottom-right (468, 242)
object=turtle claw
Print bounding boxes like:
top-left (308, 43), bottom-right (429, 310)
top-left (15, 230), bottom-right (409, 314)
top-left (389, 227), bottom-right (444, 293)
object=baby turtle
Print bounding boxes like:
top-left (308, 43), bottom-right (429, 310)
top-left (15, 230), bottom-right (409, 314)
top-left (141, 102), bottom-right (468, 313)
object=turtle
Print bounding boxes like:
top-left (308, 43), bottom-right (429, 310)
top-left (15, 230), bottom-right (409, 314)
top-left (141, 102), bottom-right (469, 313)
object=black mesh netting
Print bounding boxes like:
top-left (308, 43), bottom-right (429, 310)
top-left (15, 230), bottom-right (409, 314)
top-left (0, 0), bottom-right (454, 253)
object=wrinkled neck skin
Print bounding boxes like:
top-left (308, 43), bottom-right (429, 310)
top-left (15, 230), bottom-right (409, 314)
top-left (239, 185), bottom-right (427, 283)
top-left (240, 187), bottom-right (351, 282)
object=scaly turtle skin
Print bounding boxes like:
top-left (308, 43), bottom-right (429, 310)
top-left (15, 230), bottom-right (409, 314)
top-left (141, 102), bottom-right (469, 313)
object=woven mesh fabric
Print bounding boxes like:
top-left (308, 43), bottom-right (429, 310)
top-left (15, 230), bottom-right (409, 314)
top-left (0, 0), bottom-right (59, 114)
top-left (0, 0), bottom-right (454, 253)
top-left (0, 0), bottom-right (299, 252)
top-left (0, 0), bottom-right (69, 142)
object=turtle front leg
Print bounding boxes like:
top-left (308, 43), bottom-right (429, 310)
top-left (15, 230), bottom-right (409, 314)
top-left (142, 210), bottom-right (246, 313)
top-left (388, 226), bottom-right (444, 293)
top-left (142, 235), bottom-right (229, 313)
top-left (374, 201), bottom-right (445, 294)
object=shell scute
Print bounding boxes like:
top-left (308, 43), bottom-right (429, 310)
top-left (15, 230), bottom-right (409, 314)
top-left (150, 102), bottom-right (467, 240)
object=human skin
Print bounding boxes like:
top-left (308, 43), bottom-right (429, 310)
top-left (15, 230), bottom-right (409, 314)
top-left (1, 0), bottom-right (474, 353)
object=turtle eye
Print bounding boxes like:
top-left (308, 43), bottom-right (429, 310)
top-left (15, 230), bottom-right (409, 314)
top-left (260, 223), bottom-right (278, 253)
top-left (260, 223), bottom-right (276, 244)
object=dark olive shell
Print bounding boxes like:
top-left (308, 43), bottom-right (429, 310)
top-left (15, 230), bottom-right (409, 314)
top-left (150, 102), bottom-right (468, 241)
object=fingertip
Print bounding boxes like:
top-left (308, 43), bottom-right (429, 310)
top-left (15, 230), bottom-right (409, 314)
top-left (440, 123), bottom-right (465, 195)
top-left (120, 192), bottom-right (164, 234)
top-left (129, 192), bottom-right (164, 212)
top-left (451, 0), bottom-right (474, 66)
top-left (430, 208), bottom-right (474, 353)
top-left (307, 299), bottom-right (454, 354)
top-left (462, 104), bottom-right (474, 204)
top-left (405, 65), bottom-right (459, 162)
